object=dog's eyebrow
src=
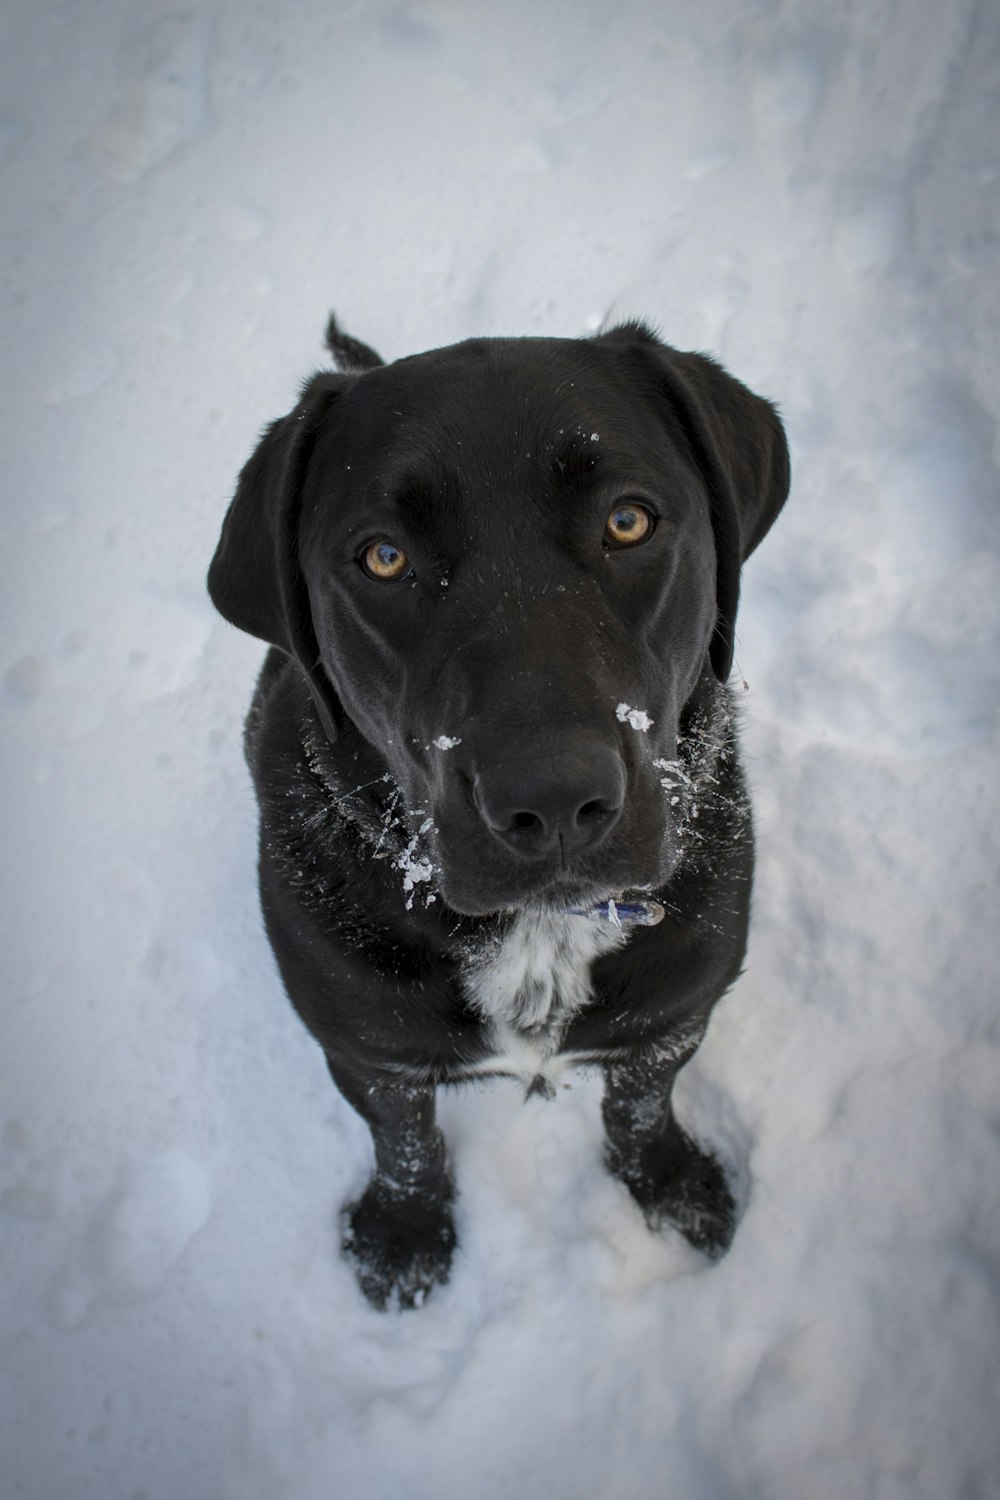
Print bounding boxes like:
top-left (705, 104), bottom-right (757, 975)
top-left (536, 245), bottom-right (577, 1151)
top-left (352, 463), bottom-right (472, 551)
top-left (396, 492), bottom-right (441, 538)
top-left (549, 434), bottom-right (605, 486)
top-left (387, 469), bottom-right (456, 531)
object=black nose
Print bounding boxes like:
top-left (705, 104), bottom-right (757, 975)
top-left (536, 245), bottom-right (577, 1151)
top-left (473, 746), bottom-right (625, 859)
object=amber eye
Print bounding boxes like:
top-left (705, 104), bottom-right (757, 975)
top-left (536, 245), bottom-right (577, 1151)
top-left (362, 540), bottom-right (410, 580)
top-left (604, 503), bottom-right (654, 548)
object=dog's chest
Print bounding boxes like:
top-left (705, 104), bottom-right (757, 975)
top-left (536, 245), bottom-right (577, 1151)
top-left (460, 912), bottom-right (626, 1089)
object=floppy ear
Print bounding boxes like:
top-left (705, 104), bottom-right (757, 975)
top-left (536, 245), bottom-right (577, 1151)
top-left (207, 371), bottom-right (350, 740)
top-left (598, 323), bottom-right (790, 681)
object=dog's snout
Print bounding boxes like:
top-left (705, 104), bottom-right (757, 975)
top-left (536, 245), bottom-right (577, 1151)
top-left (473, 748), bottom-right (625, 859)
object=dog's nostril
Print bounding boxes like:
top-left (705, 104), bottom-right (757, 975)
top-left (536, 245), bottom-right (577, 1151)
top-left (510, 811), bottom-right (541, 832)
top-left (578, 798), bottom-right (610, 824)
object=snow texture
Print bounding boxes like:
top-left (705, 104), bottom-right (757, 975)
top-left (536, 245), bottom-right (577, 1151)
top-left (616, 701), bottom-right (654, 731)
top-left (2, 2), bottom-right (999, 1498)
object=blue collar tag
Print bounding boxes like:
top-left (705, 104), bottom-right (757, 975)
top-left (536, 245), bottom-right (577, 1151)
top-left (567, 899), bottom-right (665, 928)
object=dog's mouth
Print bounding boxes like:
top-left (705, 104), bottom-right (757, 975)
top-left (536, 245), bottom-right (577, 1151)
top-left (369, 681), bottom-right (737, 921)
top-left (421, 818), bottom-right (677, 919)
top-left (379, 729), bottom-right (686, 919)
top-left (432, 869), bottom-right (672, 922)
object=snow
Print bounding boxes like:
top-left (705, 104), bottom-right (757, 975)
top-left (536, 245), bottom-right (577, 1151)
top-left (616, 702), bottom-right (654, 732)
top-left (2, 1), bottom-right (999, 1497)
top-left (396, 830), bottom-right (435, 906)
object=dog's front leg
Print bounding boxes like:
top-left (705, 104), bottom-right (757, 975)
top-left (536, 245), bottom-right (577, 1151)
top-left (602, 1050), bottom-right (737, 1258)
top-left (326, 1056), bottom-right (456, 1309)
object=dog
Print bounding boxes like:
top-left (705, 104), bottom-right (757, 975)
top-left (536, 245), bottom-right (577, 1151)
top-left (208, 314), bottom-right (789, 1308)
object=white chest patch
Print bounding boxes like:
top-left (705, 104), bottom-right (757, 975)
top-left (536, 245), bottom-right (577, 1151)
top-left (461, 910), bottom-right (627, 1089)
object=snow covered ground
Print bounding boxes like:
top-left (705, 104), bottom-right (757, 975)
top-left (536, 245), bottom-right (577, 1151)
top-left (2, 0), bottom-right (999, 1495)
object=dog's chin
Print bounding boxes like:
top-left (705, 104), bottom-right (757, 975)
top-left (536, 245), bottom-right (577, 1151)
top-left (434, 852), bottom-right (677, 920)
top-left (439, 881), bottom-right (599, 920)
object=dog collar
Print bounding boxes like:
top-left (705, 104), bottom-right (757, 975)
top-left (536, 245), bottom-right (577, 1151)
top-left (567, 898), bottom-right (665, 928)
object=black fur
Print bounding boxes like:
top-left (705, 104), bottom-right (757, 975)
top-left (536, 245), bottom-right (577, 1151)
top-left (209, 317), bottom-right (789, 1308)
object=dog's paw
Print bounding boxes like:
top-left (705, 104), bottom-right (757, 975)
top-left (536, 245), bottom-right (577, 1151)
top-left (610, 1131), bottom-right (737, 1259)
top-left (340, 1178), bottom-right (456, 1311)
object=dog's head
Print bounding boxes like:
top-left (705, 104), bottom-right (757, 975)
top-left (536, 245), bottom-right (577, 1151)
top-left (209, 323), bottom-right (788, 916)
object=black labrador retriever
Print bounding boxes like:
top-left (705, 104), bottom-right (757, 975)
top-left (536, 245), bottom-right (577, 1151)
top-left (208, 315), bottom-right (789, 1308)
